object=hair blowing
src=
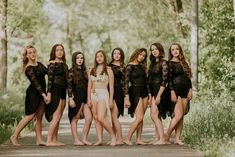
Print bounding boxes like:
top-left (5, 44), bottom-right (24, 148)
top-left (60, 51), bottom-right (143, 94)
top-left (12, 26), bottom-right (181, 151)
top-left (22, 45), bottom-right (36, 69)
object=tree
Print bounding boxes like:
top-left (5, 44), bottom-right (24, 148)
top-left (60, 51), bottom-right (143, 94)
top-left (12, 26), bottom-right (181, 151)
top-left (0, 0), bottom-right (8, 89)
top-left (190, 0), bottom-right (198, 91)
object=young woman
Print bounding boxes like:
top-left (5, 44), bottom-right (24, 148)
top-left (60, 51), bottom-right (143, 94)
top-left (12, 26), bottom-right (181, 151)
top-left (11, 45), bottom-right (47, 146)
top-left (67, 52), bottom-right (92, 145)
top-left (109, 48), bottom-right (125, 145)
top-left (124, 48), bottom-right (151, 145)
top-left (45, 44), bottom-right (68, 146)
top-left (87, 50), bottom-right (116, 146)
top-left (148, 43), bottom-right (168, 145)
top-left (165, 43), bottom-right (193, 145)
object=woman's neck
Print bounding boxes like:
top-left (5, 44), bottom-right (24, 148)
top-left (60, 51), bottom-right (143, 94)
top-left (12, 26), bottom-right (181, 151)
top-left (171, 57), bottom-right (179, 62)
top-left (55, 58), bottom-right (63, 62)
top-left (28, 60), bottom-right (37, 66)
top-left (112, 61), bottom-right (120, 66)
top-left (130, 60), bottom-right (139, 65)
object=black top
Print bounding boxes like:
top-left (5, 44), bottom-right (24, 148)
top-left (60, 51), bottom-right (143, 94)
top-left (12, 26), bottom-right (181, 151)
top-left (168, 61), bottom-right (192, 93)
top-left (47, 62), bottom-right (68, 92)
top-left (109, 64), bottom-right (124, 87)
top-left (124, 64), bottom-right (149, 95)
top-left (25, 62), bottom-right (47, 94)
top-left (67, 67), bottom-right (88, 97)
top-left (148, 60), bottom-right (168, 87)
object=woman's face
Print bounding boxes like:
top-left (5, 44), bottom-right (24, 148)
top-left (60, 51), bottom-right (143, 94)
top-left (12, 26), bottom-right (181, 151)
top-left (113, 49), bottom-right (121, 61)
top-left (55, 45), bottom-right (64, 59)
top-left (76, 54), bottom-right (84, 66)
top-left (151, 45), bottom-right (160, 58)
top-left (96, 52), bottom-right (104, 64)
top-left (136, 51), bottom-right (146, 63)
top-left (171, 44), bottom-right (180, 58)
top-left (26, 48), bottom-right (36, 61)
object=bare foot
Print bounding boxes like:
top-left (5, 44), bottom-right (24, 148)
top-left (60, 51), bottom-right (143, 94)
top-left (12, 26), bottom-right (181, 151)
top-left (174, 140), bottom-right (184, 145)
top-left (148, 138), bottom-right (159, 144)
top-left (123, 140), bottom-right (133, 146)
top-left (36, 140), bottom-right (47, 146)
top-left (116, 140), bottom-right (124, 145)
top-left (93, 141), bottom-right (103, 146)
top-left (74, 140), bottom-right (84, 146)
top-left (135, 140), bottom-right (147, 145)
top-left (164, 134), bottom-right (170, 143)
top-left (152, 140), bottom-right (166, 145)
top-left (10, 136), bottom-right (20, 146)
top-left (56, 141), bottom-right (65, 146)
top-left (110, 137), bottom-right (116, 146)
top-left (82, 140), bottom-right (92, 145)
top-left (47, 141), bottom-right (61, 146)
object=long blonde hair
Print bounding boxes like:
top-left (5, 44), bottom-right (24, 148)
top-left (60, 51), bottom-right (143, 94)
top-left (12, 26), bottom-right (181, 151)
top-left (23, 45), bottom-right (36, 69)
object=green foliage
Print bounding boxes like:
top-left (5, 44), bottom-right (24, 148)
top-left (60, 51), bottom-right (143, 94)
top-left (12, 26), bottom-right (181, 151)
top-left (0, 90), bottom-right (24, 144)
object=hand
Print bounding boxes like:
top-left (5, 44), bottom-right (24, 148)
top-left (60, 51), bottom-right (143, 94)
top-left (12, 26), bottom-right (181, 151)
top-left (187, 89), bottom-right (193, 101)
top-left (147, 96), bottom-right (152, 107)
top-left (109, 99), bottom-right (113, 109)
top-left (87, 99), bottom-right (92, 108)
top-left (68, 97), bottom-right (76, 108)
top-left (45, 93), bottom-right (51, 105)
top-left (171, 91), bottom-right (177, 103)
top-left (155, 96), bottom-right (161, 106)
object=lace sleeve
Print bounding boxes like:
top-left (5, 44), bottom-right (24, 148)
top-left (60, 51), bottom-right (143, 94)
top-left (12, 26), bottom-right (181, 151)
top-left (168, 61), bottom-right (174, 91)
top-left (67, 69), bottom-right (73, 97)
top-left (47, 63), bottom-right (55, 93)
top-left (161, 61), bottom-right (168, 87)
top-left (124, 64), bottom-right (132, 95)
top-left (25, 67), bottom-right (44, 95)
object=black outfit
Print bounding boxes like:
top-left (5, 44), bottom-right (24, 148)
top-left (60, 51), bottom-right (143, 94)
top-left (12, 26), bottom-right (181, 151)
top-left (148, 60), bottom-right (169, 119)
top-left (67, 68), bottom-right (88, 122)
top-left (45, 62), bottom-right (68, 122)
top-left (109, 64), bottom-right (125, 117)
top-left (124, 64), bottom-right (149, 118)
top-left (168, 61), bottom-right (192, 117)
top-left (25, 62), bottom-right (47, 115)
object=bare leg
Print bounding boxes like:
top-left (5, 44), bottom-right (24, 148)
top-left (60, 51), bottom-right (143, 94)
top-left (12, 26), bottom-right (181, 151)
top-left (71, 104), bottom-right (84, 145)
top-left (82, 104), bottom-right (92, 145)
top-left (97, 99), bottom-right (116, 146)
top-left (35, 101), bottom-right (46, 145)
top-left (165, 97), bottom-right (184, 143)
top-left (111, 101), bottom-right (123, 145)
top-left (47, 99), bottom-right (65, 146)
top-left (11, 114), bottom-right (35, 146)
top-left (174, 98), bottom-right (188, 145)
top-left (124, 97), bottom-right (147, 145)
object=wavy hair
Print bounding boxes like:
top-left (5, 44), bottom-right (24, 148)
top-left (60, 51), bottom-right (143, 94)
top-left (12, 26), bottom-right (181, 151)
top-left (90, 50), bottom-right (108, 76)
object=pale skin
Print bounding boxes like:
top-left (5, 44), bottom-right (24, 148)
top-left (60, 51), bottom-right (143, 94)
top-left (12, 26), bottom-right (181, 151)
top-left (110, 49), bottom-right (124, 145)
top-left (149, 44), bottom-right (167, 145)
top-left (69, 53), bottom-right (89, 145)
top-left (165, 44), bottom-right (193, 145)
top-left (87, 52), bottom-right (116, 146)
top-left (11, 48), bottom-right (47, 146)
top-left (124, 51), bottom-right (151, 145)
top-left (45, 45), bottom-right (66, 146)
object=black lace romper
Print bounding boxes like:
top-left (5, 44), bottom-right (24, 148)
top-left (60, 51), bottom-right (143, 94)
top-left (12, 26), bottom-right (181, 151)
top-left (67, 68), bottom-right (88, 122)
top-left (45, 62), bottom-right (68, 122)
top-left (124, 64), bottom-right (149, 118)
top-left (25, 62), bottom-right (47, 115)
top-left (148, 60), bottom-right (169, 119)
top-left (109, 64), bottom-right (125, 117)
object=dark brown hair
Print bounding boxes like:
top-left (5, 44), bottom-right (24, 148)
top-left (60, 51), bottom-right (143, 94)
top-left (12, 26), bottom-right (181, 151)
top-left (109, 47), bottom-right (125, 72)
top-left (129, 48), bottom-right (148, 72)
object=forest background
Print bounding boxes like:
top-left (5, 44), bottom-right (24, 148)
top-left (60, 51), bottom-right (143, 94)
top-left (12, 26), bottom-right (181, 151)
top-left (0, 0), bottom-right (234, 156)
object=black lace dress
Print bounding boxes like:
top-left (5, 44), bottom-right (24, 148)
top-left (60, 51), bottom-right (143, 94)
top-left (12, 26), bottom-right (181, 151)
top-left (148, 60), bottom-right (169, 119)
top-left (25, 62), bottom-right (47, 115)
top-left (124, 64), bottom-right (149, 117)
top-left (109, 64), bottom-right (125, 117)
top-left (45, 62), bottom-right (68, 122)
top-left (168, 61), bottom-right (192, 117)
top-left (67, 68), bottom-right (88, 122)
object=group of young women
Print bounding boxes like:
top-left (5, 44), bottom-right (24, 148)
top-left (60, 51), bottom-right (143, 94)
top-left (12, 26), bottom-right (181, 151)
top-left (10, 42), bottom-right (192, 146)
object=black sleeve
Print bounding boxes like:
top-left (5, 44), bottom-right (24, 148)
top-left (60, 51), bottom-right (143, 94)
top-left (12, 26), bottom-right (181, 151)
top-left (67, 69), bottom-right (73, 97)
top-left (161, 61), bottom-right (168, 87)
top-left (168, 61), bottom-right (174, 91)
top-left (47, 63), bottom-right (55, 93)
top-left (25, 67), bottom-right (44, 95)
top-left (124, 65), bottom-right (132, 95)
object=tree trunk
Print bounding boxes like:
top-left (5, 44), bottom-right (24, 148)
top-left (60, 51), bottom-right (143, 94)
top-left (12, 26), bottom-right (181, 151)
top-left (233, 0), bottom-right (235, 17)
top-left (66, 11), bottom-right (72, 56)
top-left (0, 0), bottom-right (8, 89)
top-left (190, 0), bottom-right (198, 91)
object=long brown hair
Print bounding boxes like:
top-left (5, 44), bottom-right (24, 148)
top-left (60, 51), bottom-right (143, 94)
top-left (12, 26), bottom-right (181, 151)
top-left (22, 45), bottom-right (36, 69)
top-left (168, 43), bottom-right (192, 78)
top-left (49, 44), bottom-right (66, 63)
top-left (90, 50), bottom-right (108, 76)
top-left (109, 47), bottom-right (125, 72)
top-left (71, 51), bottom-right (88, 83)
top-left (129, 48), bottom-right (147, 72)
